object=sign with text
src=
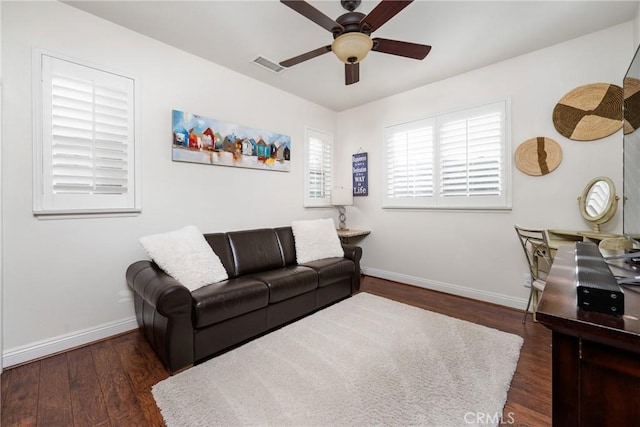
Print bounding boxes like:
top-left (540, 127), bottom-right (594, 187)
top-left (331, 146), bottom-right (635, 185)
top-left (352, 152), bottom-right (368, 196)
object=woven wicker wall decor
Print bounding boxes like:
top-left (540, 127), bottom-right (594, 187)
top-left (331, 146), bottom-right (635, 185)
top-left (624, 77), bottom-right (640, 134)
top-left (552, 83), bottom-right (622, 141)
top-left (514, 137), bottom-right (562, 176)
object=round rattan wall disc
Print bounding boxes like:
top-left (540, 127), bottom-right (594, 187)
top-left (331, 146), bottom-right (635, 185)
top-left (552, 83), bottom-right (622, 141)
top-left (624, 77), bottom-right (640, 134)
top-left (515, 137), bottom-right (562, 176)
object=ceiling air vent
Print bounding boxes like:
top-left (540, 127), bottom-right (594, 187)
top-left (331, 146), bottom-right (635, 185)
top-left (251, 56), bottom-right (286, 74)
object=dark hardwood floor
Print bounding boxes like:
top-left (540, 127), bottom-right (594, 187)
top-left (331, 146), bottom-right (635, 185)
top-left (1, 276), bottom-right (551, 426)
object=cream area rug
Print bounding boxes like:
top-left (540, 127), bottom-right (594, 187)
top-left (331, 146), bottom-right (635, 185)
top-left (152, 293), bottom-right (524, 427)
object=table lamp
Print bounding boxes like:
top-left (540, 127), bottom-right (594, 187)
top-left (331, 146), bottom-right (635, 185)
top-left (331, 185), bottom-right (354, 230)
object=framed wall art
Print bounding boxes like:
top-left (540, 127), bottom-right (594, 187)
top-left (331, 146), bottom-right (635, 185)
top-left (172, 109), bottom-right (291, 172)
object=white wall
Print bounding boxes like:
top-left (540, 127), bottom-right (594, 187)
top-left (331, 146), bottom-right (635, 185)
top-left (0, 0), bottom-right (4, 373)
top-left (634, 1), bottom-right (640, 46)
top-left (1, 1), bottom-right (336, 366)
top-left (336, 22), bottom-right (635, 307)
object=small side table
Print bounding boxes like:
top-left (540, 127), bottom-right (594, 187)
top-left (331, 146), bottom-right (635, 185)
top-left (336, 229), bottom-right (370, 244)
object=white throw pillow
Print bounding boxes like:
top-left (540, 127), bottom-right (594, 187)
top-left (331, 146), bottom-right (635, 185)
top-left (139, 225), bottom-right (228, 292)
top-left (292, 218), bottom-right (344, 264)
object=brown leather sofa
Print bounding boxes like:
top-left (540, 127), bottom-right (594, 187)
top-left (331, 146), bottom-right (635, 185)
top-left (126, 226), bottom-right (362, 373)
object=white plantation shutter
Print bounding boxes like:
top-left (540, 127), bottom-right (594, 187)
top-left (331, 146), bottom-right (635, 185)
top-left (383, 119), bottom-right (434, 207)
top-left (439, 103), bottom-right (504, 199)
top-left (305, 128), bottom-right (333, 207)
top-left (308, 137), bottom-right (331, 198)
top-left (36, 53), bottom-right (139, 215)
top-left (383, 100), bottom-right (509, 209)
top-left (51, 75), bottom-right (129, 194)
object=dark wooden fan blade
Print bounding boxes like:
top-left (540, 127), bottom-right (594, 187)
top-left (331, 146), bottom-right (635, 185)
top-left (345, 63), bottom-right (360, 85)
top-left (280, 45), bottom-right (332, 68)
top-left (360, 0), bottom-right (413, 33)
top-left (281, 1), bottom-right (344, 34)
top-left (372, 38), bottom-right (431, 60)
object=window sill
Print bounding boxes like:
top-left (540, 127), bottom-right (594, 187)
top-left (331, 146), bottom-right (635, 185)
top-left (34, 208), bottom-right (141, 220)
top-left (382, 205), bottom-right (512, 212)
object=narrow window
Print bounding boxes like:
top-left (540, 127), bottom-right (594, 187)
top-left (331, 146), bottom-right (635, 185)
top-left (304, 128), bottom-right (333, 207)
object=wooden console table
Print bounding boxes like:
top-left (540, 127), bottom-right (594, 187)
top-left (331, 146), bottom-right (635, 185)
top-left (336, 229), bottom-right (370, 244)
top-left (537, 245), bottom-right (640, 426)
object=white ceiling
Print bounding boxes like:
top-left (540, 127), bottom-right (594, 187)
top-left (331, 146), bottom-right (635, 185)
top-left (66, 0), bottom-right (638, 112)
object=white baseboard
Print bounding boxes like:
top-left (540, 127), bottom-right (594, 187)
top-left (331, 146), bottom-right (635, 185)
top-left (2, 316), bottom-right (138, 368)
top-left (362, 266), bottom-right (528, 310)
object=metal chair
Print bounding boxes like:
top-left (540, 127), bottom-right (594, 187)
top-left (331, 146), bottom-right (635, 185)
top-left (514, 225), bottom-right (553, 323)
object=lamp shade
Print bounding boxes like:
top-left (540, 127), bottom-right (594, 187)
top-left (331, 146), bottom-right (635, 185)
top-left (331, 186), bottom-right (353, 206)
top-left (331, 33), bottom-right (373, 64)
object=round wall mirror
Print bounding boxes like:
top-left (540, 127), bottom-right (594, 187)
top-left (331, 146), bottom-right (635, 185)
top-left (578, 176), bottom-right (618, 232)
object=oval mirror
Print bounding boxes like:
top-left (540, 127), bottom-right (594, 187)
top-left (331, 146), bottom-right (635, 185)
top-left (578, 176), bottom-right (618, 232)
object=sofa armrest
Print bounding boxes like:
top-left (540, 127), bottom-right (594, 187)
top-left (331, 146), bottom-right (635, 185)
top-left (126, 260), bottom-right (192, 316)
top-left (342, 244), bottom-right (363, 292)
top-left (341, 244), bottom-right (362, 262)
top-left (126, 260), bottom-right (194, 373)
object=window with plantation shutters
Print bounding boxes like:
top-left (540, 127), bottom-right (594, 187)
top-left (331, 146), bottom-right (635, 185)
top-left (383, 100), bottom-right (510, 209)
top-left (34, 52), bottom-right (140, 216)
top-left (438, 102), bottom-right (505, 204)
top-left (304, 128), bottom-right (333, 207)
top-left (383, 118), bottom-right (434, 207)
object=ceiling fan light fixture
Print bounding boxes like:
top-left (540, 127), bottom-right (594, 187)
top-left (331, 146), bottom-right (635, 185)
top-left (331, 32), bottom-right (373, 64)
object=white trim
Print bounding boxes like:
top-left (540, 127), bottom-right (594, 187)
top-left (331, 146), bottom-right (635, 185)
top-left (2, 316), bottom-right (138, 368)
top-left (35, 209), bottom-right (141, 221)
top-left (361, 266), bottom-right (527, 310)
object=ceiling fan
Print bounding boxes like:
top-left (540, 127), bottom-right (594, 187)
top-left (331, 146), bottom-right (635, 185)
top-left (279, 0), bottom-right (431, 85)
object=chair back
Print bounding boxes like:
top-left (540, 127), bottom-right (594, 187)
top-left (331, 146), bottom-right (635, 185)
top-left (514, 225), bottom-right (553, 281)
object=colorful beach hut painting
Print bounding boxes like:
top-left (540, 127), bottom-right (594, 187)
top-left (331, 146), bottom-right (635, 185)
top-left (172, 110), bottom-right (291, 172)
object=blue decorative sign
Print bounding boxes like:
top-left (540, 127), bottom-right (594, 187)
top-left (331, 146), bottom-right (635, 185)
top-left (352, 152), bottom-right (368, 196)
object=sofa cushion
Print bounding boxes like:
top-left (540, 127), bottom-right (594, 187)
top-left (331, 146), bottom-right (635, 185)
top-left (250, 266), bottom-right (318, 303)
top-left (292, 218), bottom-right (344, 263)
top-left (275, 226), bottom-right (297, 266)
top-left (301, 258), bottom-right (355, 288)
top-left (227, 229), bottom-right (284, 276)
top-left (191, 277), bottom-right (269, 328)
top-left (139, 225), bottom-right (228, 291)
top-left (203, 232), bottom-right (236, 277)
